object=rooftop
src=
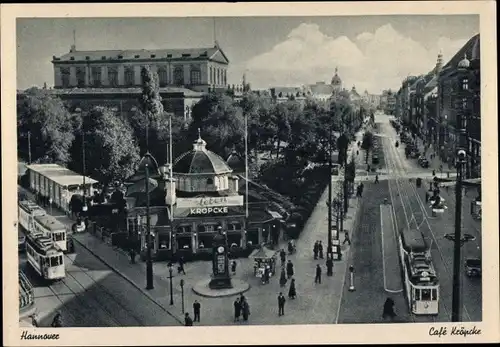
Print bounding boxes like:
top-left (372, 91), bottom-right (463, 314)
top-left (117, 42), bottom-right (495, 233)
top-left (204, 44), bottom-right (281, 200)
top-left (48, 87), bottom-right (205, 98)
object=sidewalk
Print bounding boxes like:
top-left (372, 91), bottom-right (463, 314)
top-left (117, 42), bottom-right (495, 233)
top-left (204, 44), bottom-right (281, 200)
top-left (17, 132), bottom-right (364, 326)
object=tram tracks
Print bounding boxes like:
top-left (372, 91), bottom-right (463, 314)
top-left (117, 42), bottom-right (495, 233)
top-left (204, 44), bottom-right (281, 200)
top-left (382, 123), bottom-right (473, 322)
top-left (43, 254), bottom-right (146, 327)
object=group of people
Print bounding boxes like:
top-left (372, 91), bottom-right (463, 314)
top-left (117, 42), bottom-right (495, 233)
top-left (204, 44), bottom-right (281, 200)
top-left (313, 241), bottom-right (324, 259)
top-left (234, 294), bottom-right (251, 322)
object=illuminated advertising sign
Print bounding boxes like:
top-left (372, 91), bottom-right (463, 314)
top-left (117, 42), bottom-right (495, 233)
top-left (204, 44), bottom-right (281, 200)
top-left (174, 195), bottom-right (245, 218)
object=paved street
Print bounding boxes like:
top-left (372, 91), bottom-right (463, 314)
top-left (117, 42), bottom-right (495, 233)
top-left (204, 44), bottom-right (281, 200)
top-left (18, 187), bottom-right (182, 327)
top-left (378, 113), bottom-right (482, 322)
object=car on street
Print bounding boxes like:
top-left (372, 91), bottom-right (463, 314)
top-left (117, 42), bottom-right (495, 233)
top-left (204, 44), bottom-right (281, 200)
top-left (465, 258), bottom-right (481, 277)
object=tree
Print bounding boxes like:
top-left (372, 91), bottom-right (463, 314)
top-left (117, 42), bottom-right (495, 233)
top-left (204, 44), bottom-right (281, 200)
top-left (361, 131), bottom-right (374, 164)
top-left (17, 87), bottom-right (76, 164)
top-left (75, 107), bottom-right (141, 184)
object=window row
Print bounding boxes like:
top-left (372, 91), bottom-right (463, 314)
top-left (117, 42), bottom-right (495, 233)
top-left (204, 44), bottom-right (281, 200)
top-left (209, 66), bottom-right (227, 86)
top-left (59, 65), bottom-right (204, 88)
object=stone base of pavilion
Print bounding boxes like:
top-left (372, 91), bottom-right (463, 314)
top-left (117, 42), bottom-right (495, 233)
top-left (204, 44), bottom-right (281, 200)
top-left (192, 278), bottom-right (250, 298)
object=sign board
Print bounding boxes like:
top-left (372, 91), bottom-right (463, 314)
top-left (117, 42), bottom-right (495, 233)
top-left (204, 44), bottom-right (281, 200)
top-left (216, 255), bottom-right (225, 273)
top-left (176, 195), bottom-right (244, 209)
top-left (174, 205), bottom-right (245, 218)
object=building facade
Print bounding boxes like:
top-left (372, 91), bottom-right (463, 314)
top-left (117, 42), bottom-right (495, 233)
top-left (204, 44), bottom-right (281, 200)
top-left (48, 42), bottom-right (231, 118)
top-left (381, 89), bottom-right (397, 115)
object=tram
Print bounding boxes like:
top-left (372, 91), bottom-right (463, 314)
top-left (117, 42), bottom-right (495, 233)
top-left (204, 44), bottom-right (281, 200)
top-left (398, 228), bottom-right (439, 315)
top-left (26, 232), bottom-right (65, 280)
top-left (33, 214), bottom-right (67, 252)
top-left (18, 200), bottom-right (46, 234)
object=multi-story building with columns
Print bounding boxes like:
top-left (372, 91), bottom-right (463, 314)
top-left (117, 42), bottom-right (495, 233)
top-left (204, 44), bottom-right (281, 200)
top-left (48, 42), bottom-right (231, 118)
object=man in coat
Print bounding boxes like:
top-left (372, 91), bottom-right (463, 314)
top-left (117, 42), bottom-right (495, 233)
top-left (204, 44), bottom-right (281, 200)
top-left (313, 241), bottom-right (319, 260)
top-left (277, 292), bottom-right (286, 316)
top-left (184, 312), bottom-right (193, 326)
top-left (315, 264), bottom-right (322, 284)
top-left (318, 241), bottom-right (324, 259)
top-left (193, 300), bottom-right (201, 322)
top-left (286, 260), bottom-right (294, 279)
top-left (234, 297), bottom-right (241, 322)
top-left (280, 248), bottom-right (286, 265)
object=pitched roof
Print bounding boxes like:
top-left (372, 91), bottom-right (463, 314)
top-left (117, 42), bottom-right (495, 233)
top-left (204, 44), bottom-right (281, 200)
top-left (310, 83), bottom-right (334, 95)
top-left (54, 46), bottom-right (228, 63)
top-left (442, 34), bottom-right (480, 71)
top-left (250, 245), bottom-right (278, 259)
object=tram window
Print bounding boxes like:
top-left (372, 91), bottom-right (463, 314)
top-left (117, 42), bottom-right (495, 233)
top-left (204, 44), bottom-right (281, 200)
top-left (431, 289), bottom-right (438, 300)
top-left (53, 232), bottom-right (65, 241)
top-left (414, 288), bottom-right (421, 300)
top-left (421, 289), bottom-right (431, 300)
top-left (50, 256), bottom-right (63, 267)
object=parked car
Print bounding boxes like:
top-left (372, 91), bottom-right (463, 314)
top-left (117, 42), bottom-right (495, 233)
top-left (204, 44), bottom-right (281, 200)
top-left (465, 258), bottom-right (481, 277)
top-left (420, 158), bottom-right (430, 168)
top-left (18, 234), bottom-right (26, 252)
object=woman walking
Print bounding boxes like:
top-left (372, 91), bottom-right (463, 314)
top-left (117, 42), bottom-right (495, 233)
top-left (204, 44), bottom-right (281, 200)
top-left (288, 278), bottom-right (297, 299)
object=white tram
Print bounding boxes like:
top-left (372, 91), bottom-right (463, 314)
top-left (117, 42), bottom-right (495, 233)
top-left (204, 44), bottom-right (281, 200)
top-left (398, 228), bottom-right (439, 315)
top-left (26, 233), bottom-right (65, 280)
top-left (18, 200), bottom-right (46, 234)
top-left (33, 214), bottom-right (67, 252)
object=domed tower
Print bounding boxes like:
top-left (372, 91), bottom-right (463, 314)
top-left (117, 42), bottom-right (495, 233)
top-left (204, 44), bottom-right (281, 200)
top-left (173, 129), bottom-right (239, 194)
top-left (331, 67), bottom-right (342, 93)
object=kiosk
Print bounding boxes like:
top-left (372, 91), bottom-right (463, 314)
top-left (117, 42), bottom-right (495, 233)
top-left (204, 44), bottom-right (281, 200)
top-left (250, 245), bottom-right (278, 278)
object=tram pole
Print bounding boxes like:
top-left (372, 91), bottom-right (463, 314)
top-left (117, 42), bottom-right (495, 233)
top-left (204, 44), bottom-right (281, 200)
top-left (451, 150), bottom-right (466, 322)
top-left (145, 163), bottom-right (154, 290)
top-left (327, 126), bottom-right (333, 257)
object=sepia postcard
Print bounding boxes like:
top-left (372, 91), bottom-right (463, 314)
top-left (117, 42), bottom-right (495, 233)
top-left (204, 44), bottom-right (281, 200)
top-left (2, 1), bottom-right (499, 345)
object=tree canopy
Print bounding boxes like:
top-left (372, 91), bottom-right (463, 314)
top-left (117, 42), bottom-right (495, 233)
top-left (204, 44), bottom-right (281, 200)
top-left (17, 87), bottom-right (76, 164)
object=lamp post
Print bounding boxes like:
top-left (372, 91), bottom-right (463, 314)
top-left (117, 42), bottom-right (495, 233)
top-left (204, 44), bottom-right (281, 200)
top-left (180, 279), bottom-right (185, 314)
top-left (327, 125), bottom-right (333, 257)
top-left (27, 131), bottom-right (32, 165)
top-left (145, 163), bottom-right (154, 290)
top-left (168, 263), bottom-right (174, 305)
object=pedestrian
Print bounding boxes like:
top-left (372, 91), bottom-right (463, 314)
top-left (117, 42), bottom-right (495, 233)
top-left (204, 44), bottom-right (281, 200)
top-left (367, 164), bottom-right (371, 172)
top-left (193, 300), bottom-right (201, 322)
top-left (343, 230), bottom-right (351, 245)
top-left (51, 311), bottom-right (63, 327)
top-left (277, 292), bottom-right (286, 316)
top-left (279, 267), bottom-right (287, 287)
top-left (184, 312), bottom-right (194, 326)
top-left (178, 256), bottom-right (186, 275)
top-left (315, 264), bottom-right (322, 284)
top-left (286, 260), bottom-right (294, 279)
top-left (318, 241), bottom-right (324, 259)
top-left (326, 255), bottom-right (334, 276)
top-left (67, 237), bottom-right (75, 253)
top-left (425, 191), bottom-right (430, 203)
top-left (356, 150), bottom-right (359, 156)
top-left (288, 278), bottom-right (297, 299)
top-left (231, 260), bottom-right (237, 275)
top-left (129, 247), bottom-right (136, 264)
top-left (375, 174), bottom-right (379, 184)
top-left (382, 297), bottom-right (396, 320)
top-left (234, 297), bottom-right (241, 322)
top-left (31, 312), bottom-right (39, 328)
top-left (432, 169), bottom-right (436, 176)
top-left (280, 248), bottom-right (286, 265)
top-left (313, 241), bottom-right (319, 260)
top-left (263, 266), bottom-right (270, 284)
top-left (241, 299), bottom-right (250, 321)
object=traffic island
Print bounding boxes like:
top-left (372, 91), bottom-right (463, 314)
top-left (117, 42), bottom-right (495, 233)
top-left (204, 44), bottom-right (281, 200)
top-left (192, 278), bottom-right (250, 298)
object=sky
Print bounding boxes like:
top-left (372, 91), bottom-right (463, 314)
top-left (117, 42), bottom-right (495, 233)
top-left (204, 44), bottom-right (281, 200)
top-left (17, 15), bottom-right (479, 94)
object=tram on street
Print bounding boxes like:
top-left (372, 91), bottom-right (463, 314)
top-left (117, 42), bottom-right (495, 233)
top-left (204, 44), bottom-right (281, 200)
top-left (26, 232), bottom-right (65, 281)
top-left (33, 214), bottom-right (67, 252)
top-left (18, 200), bottom-right (46, 234)
top-left (398, 228), bottom-right (439, 315)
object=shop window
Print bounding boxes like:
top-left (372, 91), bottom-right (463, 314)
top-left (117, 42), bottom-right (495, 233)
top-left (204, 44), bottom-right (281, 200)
top-left (177, 225), bottom-right (192, 233)
top-left (158, 233), bottom-right (170, 250)
top-left (198, 233), bottom-right (213, 249)
top-left (228, 222), bottom-right (242, 231)
top-left (246, 228), bottom-right (259, 246)
top-left (227, 234), bottom-right (241, 248)
top-left (176, 236), bottom-right (192, 250)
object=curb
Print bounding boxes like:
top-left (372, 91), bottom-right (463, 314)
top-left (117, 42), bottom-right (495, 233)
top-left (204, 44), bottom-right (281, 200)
top-left (71, 235), bottom-right (184, 326)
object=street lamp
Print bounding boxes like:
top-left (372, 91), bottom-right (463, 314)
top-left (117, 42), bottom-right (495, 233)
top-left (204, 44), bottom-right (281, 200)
top-left (145, 163), bottom-right (154, 290)
top-left (167, 262), bottom-right (174, 305)
top-left (180, 279), bottom-right (185, 314)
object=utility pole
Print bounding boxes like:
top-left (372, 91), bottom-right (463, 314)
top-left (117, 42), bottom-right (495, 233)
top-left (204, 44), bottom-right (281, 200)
top-left (27, 131), bottom-right (32, 165)
top-left (327, 126), bottom-right (333, 256)
top-left (145, 163), bottom-right (154, 290)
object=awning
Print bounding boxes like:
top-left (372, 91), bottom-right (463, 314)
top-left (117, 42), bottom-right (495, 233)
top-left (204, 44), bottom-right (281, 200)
top-left (250, 246), bottom-right (278, 259)
top-left (267, 210), bottom-right (283, 220)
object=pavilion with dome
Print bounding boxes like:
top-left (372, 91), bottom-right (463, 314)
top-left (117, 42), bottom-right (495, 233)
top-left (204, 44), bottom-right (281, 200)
top-left (122, 129), bottom-right (286, 260)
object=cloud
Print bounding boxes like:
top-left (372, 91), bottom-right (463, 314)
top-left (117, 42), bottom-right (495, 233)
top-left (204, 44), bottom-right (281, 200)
top-left (240, 23), bottom-right (468, 93)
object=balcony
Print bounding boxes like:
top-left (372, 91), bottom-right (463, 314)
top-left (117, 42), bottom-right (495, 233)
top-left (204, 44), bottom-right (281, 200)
top-left (19, 271), bottom-right (36, 320)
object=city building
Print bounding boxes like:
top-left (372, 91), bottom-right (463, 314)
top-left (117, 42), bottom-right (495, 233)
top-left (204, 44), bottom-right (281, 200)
top-left (124, 132), bottom-right (289, 260)
top-left (381, 89), bottom-right (397, 115)
top-left (362, 90), bottom-right (381, 109)
top-left (46, 42), bottom-right (232, 118)
top-left (434, 34), bottom-right (480, 178)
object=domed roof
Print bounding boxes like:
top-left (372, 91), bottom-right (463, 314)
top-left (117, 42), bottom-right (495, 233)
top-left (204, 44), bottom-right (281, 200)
top-left (226, 150), bottom-right (245, 172)
top-left (331, 67), bottom-right (342, 85)
top-left (127, 152), bottom-right (161, 182)
top-left (458, 53), bottom-right (470, 69)
top-left (173, 130), bottom-right (233, 175)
